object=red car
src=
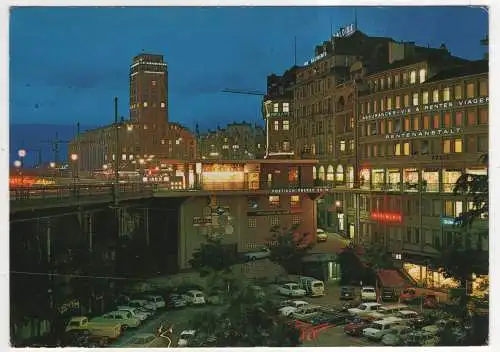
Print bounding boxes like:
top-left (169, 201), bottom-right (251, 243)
top-left (343, 317), bottom-right (375, 337)
top-left (399, 288), bottom-right (418, 303)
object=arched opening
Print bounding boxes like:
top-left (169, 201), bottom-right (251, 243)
top-left (326, 165), bottom-right (334, 182)
top-left (318, 166), bottom-right (325, 181)
top-left (312, 166), bottom-right (317, 180)
top-left (336, 165), bottom-right (344, 182)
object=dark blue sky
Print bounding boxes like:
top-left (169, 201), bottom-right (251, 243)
top-left (10, 6), bottom-right (488, 131)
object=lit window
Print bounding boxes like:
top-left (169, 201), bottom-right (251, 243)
top-left (443, 88), bottom-right (451, 102)
top-left (479, 108), bottom-right (488, 124)
top-left (443, 140), bottom-right (451, 153)
top-left (432, 89), bottom-right (439, 103)
top-left (143, 102), bottom-right (148, 107)
top-left (273, 103), bottom-right (279, 112)
top-left (395, 96), bottom-right (401, 109)
top-left (349, 139), bottom-right (355, 151)
top-left (121, 154), bottom-right (127, 161)
top-left (419, 69), bottom-right (427, 83)
top-left (403, 72), bottom-right (408, 84)
top-left (412, 93), bottom-right (419, 106)
top-left (380, 78), bottom-right (385, 90)
top-left (410, 71), bottom-right (416, 84)
top-left (176, 139), bottom-right (180, 145)
top-left (394, 75), bottom-right (400, 87)
top-left (380, 99), bottom-right (385, 111)
top-left (403, 142), bottom-right (410, 155)
top-left (271, 216), bottom-right (280, 226)
top-left (387, 97), bottom-right (392, 110)
top-left (479, 81), bottom-right (488, 96)
top-left (283, 120), bottom-right (290, 130)
top-left (373, 100), bottom-right (378, 112)
top-left (232, 144), bottom-right (239, 149)
top-left (144, 124), bottom-right (148, 130)
top-left (422, 91), bottom-right (429, 104)
top-left (161, 139), bottom-right (165, 144)
top-left (269, 195), bottom-right (281, 207)
top-left (404, 95), bottom-right (409, 107)
top-left (112, 154), bottom-right (115, 161)
top-left (152, 80), bottom-right (157, 86)
top-left (283, 141), bottom-right (290, 151)
top-left (455, 201), bottom-right (463, 217)
top-left (129, 154), bottom-right (134, 160)
top-left (222, 145), bottom-right (229, 149)
top-left (274, 121), bottom-right (279, 131)
top-left (454, 139), bottom-right (463, 153)
top-left (387, 76), bottom-right (392, 88)
top-left (161, 102), bottom-right (166, 108)
top-left (466, 83), bottom-right (475, 98)
top-left (395, 143), bottom-right (401, 155)
top-left (290, 195), bottom-right (300, 208)
top-left (413, 117), bottom-right (419, 130)
top-left (455, 85), bottom-right (463, 99)
top-left (248, 218), bottom-right (257, 228)
top-left (340, 140), bottom-right (346, 151)
top-left (292, 215), bottom-right (301, 225)
top-left (283, 102), bottom-right (290, 113)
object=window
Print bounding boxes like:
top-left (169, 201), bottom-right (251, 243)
top-left (283, 141), bottom-right (290, 151)
top-left (432, 89), bottom-right (439, 103)
top-left (269, 195), bottom-right (280, 207)
top-left (152, 80), bottom-right (157, 86)
top-left (270, 216), bottom-right (280, 226)
top-left (413, 117), bottom-right (419, 130)
top-left (422, 91), bottom-right (429, 104)
top-left (387, 119), bottom-right (393, 133)
top-left (396, 96), bottom-right (401, 109)
top-left (403, 72), bottom-right (408, 84)
top-left (421, 140), bottom-right (429, 154)
top-left (432, 200), bottom-right (441, 216)
top-left (387, 97), bottom-right (392, 110)
top-left (479, 108), bottom-right (488, 124)
top-left (143, 101), bottom-right (148, 107)
top-left (423, 115), bottom-right (430, 129)
top-left (443, 140), bottom-right (451, 153)
top-left (419, 69), bottom-right (427, 83)
top-left (404, 118), bottom-right (410, 131)
top-left (479, 81), bottom-right (488, 96)
top-left (404, 95), bottom-right (409, 107)
top-left (410, 70), bottom-right (416, 84)
top-left (161, 102), bottom-right (166, 108)
top-left (403, 142), bottom-right (410, 155)
top-left (290, 195), bottom-right (300, 208)
top-left (380, 121), bottom-right (385, 134)
top-left (340, 140), bottom-right (346, 151)
top-left (454, 139), bottom-right (463, 153)
top-left (292, 215), bottom-right (301, 225)
top-left (380, 98), bottom-right (385, 111)
top-left (395, 143), bottom-right (401, 155)
top-left (455, 112), bottom-right (463, 127)
top-left (387, 76), bottom-right (392, 88)
top-left (283, 120), bottom-right (290, 130)
top-left (274, 121), bottom-right (279, 131)
top-left (349, 139), bottom-right (355, 151)
top-left (412, 93), bottom-right (419, 106)
top-left (273, 103), bottom-right (279, 112)
top-left (283, 102), bottom-right (290, 113)
top-left (144, 124), bottom-right (148, 130)
top-left (444, 112), bottom-right (451, 128)
top-left (467, 111), bottom-right (476, 125)
top-left (467, 136), bottom-right (476, 152)
top-left (433, 114), bottom-right (440, 129)
top-left (248, 218), bottom-right (257, 228)
top-left (466, 83), bottom-right (475, 98)
top-left (478, 135), bottom-right (488, 152)
top-left (161, 139), bottom-right (165, 144)
top-left (442, 88), bottom-right (452, 102)
top-left (373, 100), bottom-right (378, 112)
top-left (444, 200), bottom-right (454, 217)
top-left (380, 78), bottom-right (385, 90)
top-left (395, 75), bottom-right (400, 87)
top-left (455, 85), bottom-right (463, 99)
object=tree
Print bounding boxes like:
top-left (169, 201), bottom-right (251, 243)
top-left (267, 224), bottom-right (315, 275)
top-left (337, 243), bottom-right (374, 285)
top-left (361, 242), bottom-right (395, 270)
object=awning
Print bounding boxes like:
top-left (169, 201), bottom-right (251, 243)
top-left (377, 269), bottom-right (408, 288)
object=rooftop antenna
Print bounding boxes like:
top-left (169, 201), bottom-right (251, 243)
top-left (294, 36), bottom-right (297, 66)
top-left (354, 8), bottom-right (358, 29)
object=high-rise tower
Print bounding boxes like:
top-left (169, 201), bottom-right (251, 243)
top-left (129, 53), bottom-right (168, 123)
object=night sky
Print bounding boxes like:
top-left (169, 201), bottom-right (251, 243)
top-left (9, 6), bottom-right (488, 163)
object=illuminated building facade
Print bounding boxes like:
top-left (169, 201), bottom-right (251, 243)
top-left (197, 122), bottom-right (265, 160)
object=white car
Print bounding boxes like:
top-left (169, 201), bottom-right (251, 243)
top-left (178, 330), bottom-right (196, 347)
top-left (316, 228), bottom-right (328, 242)
top-left (182, 290), bottom-right (206, 305)
top-left (92, 310), bottom-right (141, 329)
top-left (361, 286), bottom-right (377, 301)
top-left (143, 295), bottom-right (166, 309)
top-left (277, 283), bottom-right (307, 297)
top-left (278, 300), bottom-right (309, 316)
top-left (129, 299), bottom-right (157, 312)
top-left (362, 317), bottom-right (403, 340)
top-left (348, 302), bottom-right (382, 316)
top-left (117, 306), bottom-right (151, 321)
top-left (244, 247), bottom-right (271, 261)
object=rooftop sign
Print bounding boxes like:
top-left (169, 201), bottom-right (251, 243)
top-left (335, 23), bottom-right (356, 38)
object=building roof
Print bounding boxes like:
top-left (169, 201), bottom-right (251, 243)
top-left (376, 269), bottom-right (408, 288)
top-left (425, 60), bottom-right (488, 83)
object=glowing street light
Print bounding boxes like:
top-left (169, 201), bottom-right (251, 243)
top-left (17, 149), bottom-right (27, 158)
top-left (49, 162), bottom-right (56, 168)
top-left (13, 160), bottom-right (21, 168)
top-left (70, 153), bottom-right (78, 161)
top-left (139, 158), bottom-right (145, 165)
top-left (102, 164), bottom-right (108, 170)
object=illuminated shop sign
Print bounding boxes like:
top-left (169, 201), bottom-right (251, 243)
top-left (271, 187), bottom-right (330, 193)
top-left (304, 51), bottom-right (327, 66)
top-left (385, 127), bottom-right (461, 140)
top-left (441, 217), bottom-right (456, 226)
top-left (268, 112), bottom-right (289, 117)
top-left (193, 217), bottom-right (212, 227)
top-left (247, 210), bottom-right (292, 216)
top-left (370, 212), bottom-right (402, 223)
top-left (335, 23), bottom-right (356, 38)
top-left (360, 96), bottom-right (489, 121)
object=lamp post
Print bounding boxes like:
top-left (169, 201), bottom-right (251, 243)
top-left (139, 158), bottom-right (145, 182)
top-left (49, 162), bottom-right (56, 182)
top-left (17, 149), bottom-right (27, 186)
top-left (70, 153), bottom-right (79, 185)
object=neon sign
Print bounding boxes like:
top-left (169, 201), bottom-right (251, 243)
top-left (370, 212), bottom-right (402, 223)
top-left (441, 217), bottom-right (456, 225)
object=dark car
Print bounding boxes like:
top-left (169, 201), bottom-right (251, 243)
top-left (167, 294), bottom-right (188, 309)
top-left (340, 286), bottom-right (356, 300)
top-left (308, 312), bottom-right (351, 327)
top-left (381, 288), bottom-right (397, 302)
top-left (343, 316), bottom-right (376, 337)
top-left (63, 329), bottom-right (109, 347)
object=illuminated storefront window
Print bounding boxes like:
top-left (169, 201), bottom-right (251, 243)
top-left (318, 166), bottom-right (325, 181)
top-left (269, 195), bottom-right (280, 208)
top-left (360, 168), bottom-right (370, 189)
top-left (387, 169), bottom-right (401, 191)
top-left (201, 163), bottom-right (245, 190)
top-left (336, 165), bottom-right (344, 182)
top-left (326, 165), bottom-right (334, 182)
top-left (312, 166), bottom-right (317, 180)
top-left (290, 195), bottom-right (300, 208)
top-left (371, 169), bottom-right (385, 190)
top-left (443, 169), bottom-right (462, 192)
top-left (403, 263), bottom-right (459, 289)
top-left (422, 169), bottom-right (439, 192)
top-left (288, 167), bottom-right (298, 184)
top-left (403, 168), bottom-right (419, 192)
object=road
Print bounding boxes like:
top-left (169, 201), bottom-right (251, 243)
top-left (302, 325), bottom-right (377, 347)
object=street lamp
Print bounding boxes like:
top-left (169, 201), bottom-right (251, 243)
top-left (70, 153), bottom-right (78, 184)
top-left (49, 162), bottom-right (56, 181)
top-left (18, 149), bottom-right (27, 166)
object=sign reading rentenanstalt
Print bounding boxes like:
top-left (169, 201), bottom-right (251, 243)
top-left (385, 127), bottom-right (462, 140)
top-left (360, 96), bottom-right (488, 121)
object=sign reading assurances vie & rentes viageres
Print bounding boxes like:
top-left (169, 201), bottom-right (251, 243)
top-left (360, 96), bottom-right (488, 122)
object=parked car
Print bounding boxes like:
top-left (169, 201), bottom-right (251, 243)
top-left (244, 247), bottom-right (271, 261)
top-left (62, 329), bottom-right (110, 347)
top-left (307, 311), bottom-right (351, 327)
top-left (381, 287), bottom-right (398, 301)
top-left (129, 333), bottom-right (170, 347)
top-left (362, 317), bottom-right (404, 340)
top-left (277, 283), bottom-right (307, 297)
top-left (395, 310), bottom-right (425, 326)
top-left (399, 288), bottom-right (419, 303)
top-left (279, 300), bottom-right (310, 316)
top-left (291, 305), bottom-right (323, 321)
top-left (129, 299), bottom-right (157, 312)
top-left (344, 316), bottom-right (376, 336)
top-left (143, 295), bottom-right (166, 309)
top-left (182, 290), bottom-right (206, 305)
top-left (368, 304), bottom-right (409, 320)
top-left (177, 330), bottom-right (196, 347)
top-left (65, 316), bottom-right (122, 342)
top-left (316, 228), bottom-right (328, 242)
top-left (381, 325), bottom-right (412, 346)
top-left (401, 330), bottom-right (439, 346)
top-left (92, 311), bottom-right (141, 330)
top-left (167, 294), bottom-right (188, 309)
top-left (298, 277), bottom-right (325, 297)
top-left (340, 286), bottom-right (356, 300)
top-left (117, 306), bottom-right (151, 321)
top-left (348, 302), bottom-right (382, 316)
top-left (206, 290), bottom-right (226, 305)
top-left (361, 286), bottom-right (377, 301)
